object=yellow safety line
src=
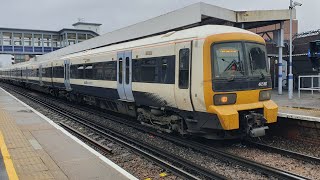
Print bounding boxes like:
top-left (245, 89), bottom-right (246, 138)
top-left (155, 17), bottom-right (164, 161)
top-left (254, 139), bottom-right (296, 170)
top-left (0, 131), bottom-right (19, 180)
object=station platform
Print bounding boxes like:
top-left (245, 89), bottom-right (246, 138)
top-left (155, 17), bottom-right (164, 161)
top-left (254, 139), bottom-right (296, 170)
top-left (272, 90), bottom-right (320, 122)
top-left (0, 87), bottom-right (137, 180)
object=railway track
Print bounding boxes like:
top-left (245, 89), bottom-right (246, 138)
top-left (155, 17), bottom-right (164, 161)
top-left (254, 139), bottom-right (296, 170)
top-left (45, 94), bottom-right (311, 180)
top-left (2, 84), bottom-right (225, 180)
top-left (243, 140), bottom-right (320, 164)
top-left (1, 83), bottom-right (311, 180)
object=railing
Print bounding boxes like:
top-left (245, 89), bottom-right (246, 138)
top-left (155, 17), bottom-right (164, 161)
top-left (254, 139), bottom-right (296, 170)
top-left (298, 75), bottom-right (320, 98)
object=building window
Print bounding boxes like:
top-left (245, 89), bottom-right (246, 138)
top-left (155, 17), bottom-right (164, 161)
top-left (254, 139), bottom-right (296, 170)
top-left (52, 35), bottom-right (59, 47)
top-left (34, 34), bottom-right (42, 47)
top-left (3, 32), bottom-right (12, 46)
top-left (13, 33), bottom-right (22, 46)
top-left (78, 33), bottom-right (86, 43)
top-left (67, 33), bottom-right (76, 46)
top-left (24, 34), bottom-right (32, 46)
top-left (178, 48), bottom-right (190, 89)
top-left (43, 35), bottom-right (51, 47)
top-left (87, 34), bottom-right (94, 39)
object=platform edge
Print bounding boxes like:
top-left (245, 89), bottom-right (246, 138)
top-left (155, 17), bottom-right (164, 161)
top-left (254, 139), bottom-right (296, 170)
top-left (0, 87), bottom-right (138, 180)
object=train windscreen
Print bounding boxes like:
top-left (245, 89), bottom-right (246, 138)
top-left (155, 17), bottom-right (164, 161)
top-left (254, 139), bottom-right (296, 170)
top-left (211, 42), bottom-right (269, 80)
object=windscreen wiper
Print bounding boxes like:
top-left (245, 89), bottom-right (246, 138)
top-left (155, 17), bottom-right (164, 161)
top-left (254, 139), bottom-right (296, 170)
top-left (259, 70), bottom-right (265, 80)
top-left (227, 75), bottom-right (235, 82)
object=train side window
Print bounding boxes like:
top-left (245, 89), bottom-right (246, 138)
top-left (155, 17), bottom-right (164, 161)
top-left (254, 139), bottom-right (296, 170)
top-left (93, 62), bottom-right (104, 80)
top-left (161, 58), bottom-right (168, 83)
top-left (179, 48), bottom-right (190, 89)
top-left (46, 67), bottom-right (52, 78)
top-left (132, 59), bottom-right (141, 82)
top-left (54, 67), bottom-right (64, 78)
top-left (53, 67), bottom-right (57, 78)
top-left (104, 61), bottom-right (117, 81)
top-left (84, 64), bottom-right (93, 79)
top-left (125, 57), bottom-right (130, 84)
top-left (141, 58), bottom-right (158, 83)
top-left (119, 58), bottom-right (123, 84)
top-left (42, 68), bottom-right (46, 77)
top-left (35, 69), bottom-right (38, 77)
top-left (77, 65), bottom-right (84, 79)
top-left (70, 65), bottom-right (78, 79)
top-left (59, 67), bottom-right (64, 78)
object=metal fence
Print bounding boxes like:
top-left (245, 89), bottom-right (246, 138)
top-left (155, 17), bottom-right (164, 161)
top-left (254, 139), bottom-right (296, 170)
top-left (298, 75), bottom-right (320, 98)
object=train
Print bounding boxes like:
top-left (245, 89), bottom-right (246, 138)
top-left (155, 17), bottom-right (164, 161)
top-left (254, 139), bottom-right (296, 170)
top-left (0, 25), bottom-right (278, 139)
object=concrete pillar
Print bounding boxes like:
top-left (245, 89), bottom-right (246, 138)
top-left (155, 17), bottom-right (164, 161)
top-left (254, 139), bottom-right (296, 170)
top-left (32, 33), bottom-right (35, 53)
top-left (41, 33), bottom-right (44, 53)
top-left (0, 32), bottom-right (3, 50)
top-left (278, 22), bottom-right (284, 95)
top-left (22, 33), bottom-right (25, 52)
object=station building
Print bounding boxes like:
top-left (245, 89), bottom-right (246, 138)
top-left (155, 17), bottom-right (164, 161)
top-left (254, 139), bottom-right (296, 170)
top-left (0, 22), bottom-right (101, 63)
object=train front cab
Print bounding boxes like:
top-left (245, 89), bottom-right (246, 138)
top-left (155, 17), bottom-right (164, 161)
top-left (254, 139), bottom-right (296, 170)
top-left (202, 32), bottom-right (278, 139)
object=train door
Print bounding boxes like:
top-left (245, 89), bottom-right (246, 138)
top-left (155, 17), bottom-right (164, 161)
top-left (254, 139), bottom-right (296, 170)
top-left (117, 51), bottom-right (134, 102)
top-left (39, 64), bottom-right (43, 86)
top-left (174, 42), bottom-right (194, 111)
top-left (64, 60), bottom-right (72, 91)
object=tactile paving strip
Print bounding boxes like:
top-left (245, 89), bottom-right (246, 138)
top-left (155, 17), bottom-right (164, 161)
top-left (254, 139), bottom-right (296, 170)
top-left (0, 107), bottom-right (64, 180)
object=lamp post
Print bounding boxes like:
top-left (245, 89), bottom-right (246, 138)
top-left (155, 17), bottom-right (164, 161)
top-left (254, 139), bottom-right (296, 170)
top-left (289, 0), bottom-right (302, 99)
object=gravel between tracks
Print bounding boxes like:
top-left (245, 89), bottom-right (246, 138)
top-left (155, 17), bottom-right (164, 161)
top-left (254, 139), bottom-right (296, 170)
top-left (6, 86), bottom-right (272, 180)
top-left (258, 136), bottom-right (320, 158)
top-left (224, 142), bottom-right (320, 180)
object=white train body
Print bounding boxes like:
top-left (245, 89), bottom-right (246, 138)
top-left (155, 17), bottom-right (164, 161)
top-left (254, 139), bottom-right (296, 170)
top-left (0, 25), bottom-right (278, 139)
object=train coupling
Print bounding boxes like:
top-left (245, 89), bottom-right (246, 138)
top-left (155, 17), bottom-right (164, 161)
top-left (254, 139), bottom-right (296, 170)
top-left (244, 112), bottom-right (269, 137)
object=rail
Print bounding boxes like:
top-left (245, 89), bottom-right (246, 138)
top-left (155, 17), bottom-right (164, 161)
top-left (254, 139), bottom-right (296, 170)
top-left (1, 83), bottom-right (309, 180)
top-left (298, 74), bottom-right (320, 98)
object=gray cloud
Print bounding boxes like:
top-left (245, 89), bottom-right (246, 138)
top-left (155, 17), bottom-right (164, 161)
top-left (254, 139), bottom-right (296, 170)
top-left (0, 0), bottom-right (312, 34)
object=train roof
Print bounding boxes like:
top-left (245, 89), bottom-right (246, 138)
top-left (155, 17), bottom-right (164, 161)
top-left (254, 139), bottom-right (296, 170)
top-left (59, 25), bottom-right (258, 60)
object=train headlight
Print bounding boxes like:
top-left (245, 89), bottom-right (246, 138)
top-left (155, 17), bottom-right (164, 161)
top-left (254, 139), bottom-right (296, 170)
top-left (259, 90), bottom-right (271, 101)
top-left (214, 94), bottom-right (237, 105)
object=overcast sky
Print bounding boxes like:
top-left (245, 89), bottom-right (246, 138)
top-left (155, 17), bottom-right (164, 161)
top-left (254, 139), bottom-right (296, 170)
top-left (0, 0), bottom-right (315, 34)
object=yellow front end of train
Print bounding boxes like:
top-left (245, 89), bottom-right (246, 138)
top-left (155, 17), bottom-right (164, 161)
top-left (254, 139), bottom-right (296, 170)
top-left (203, 32), bottom-right (278, 137)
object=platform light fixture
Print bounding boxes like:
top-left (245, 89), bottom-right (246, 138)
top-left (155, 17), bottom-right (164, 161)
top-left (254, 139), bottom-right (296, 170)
top-left (288, 0), bottom-right (302, 99)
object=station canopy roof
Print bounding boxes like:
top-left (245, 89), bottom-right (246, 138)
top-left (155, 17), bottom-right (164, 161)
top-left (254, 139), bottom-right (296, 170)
top-left (35, 2), bottom-right (295, 61)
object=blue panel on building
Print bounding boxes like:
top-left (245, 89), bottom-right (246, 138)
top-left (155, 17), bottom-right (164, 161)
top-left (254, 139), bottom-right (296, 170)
top-left (53, 47), bottom-right (60, 51)
top-left (14, 46), bottom-right (23, 52)
top-left (44, 47), bottom-right (52, 52)
top-left (3, 46), bottom-right (13, 52)
top-left (34, 47), bottom-right (43, 53)
top-left (24, 46), bottom-right (33, 52)
top-left (0, 46), bottom-right (2, 52)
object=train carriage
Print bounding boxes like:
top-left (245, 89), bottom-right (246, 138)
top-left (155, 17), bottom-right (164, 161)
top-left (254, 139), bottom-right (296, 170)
top-left (0, 25), bottom-right (278, 139)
